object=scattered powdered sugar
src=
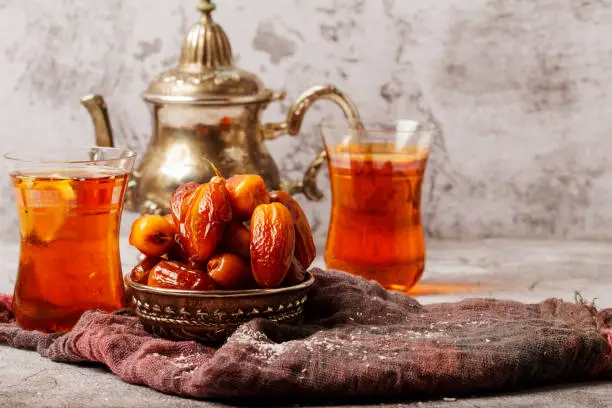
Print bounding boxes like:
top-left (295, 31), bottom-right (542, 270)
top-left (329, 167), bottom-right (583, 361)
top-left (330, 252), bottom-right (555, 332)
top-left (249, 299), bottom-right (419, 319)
top-left (227, 322), bottom-right (460, 368)
top-left (231, 325), bottom-right (295, 362)
top-left (223, 302), bottom-right (497, 370)
top-left (170, 356), bottom-right (197, 370)
top-left (153, 352), bottom-right (198, 371)
top-left (172, 368), bottom-right (197, 381)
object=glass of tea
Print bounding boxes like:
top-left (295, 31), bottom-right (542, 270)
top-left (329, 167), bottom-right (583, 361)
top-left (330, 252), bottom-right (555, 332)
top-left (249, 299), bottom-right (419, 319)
top-left (320, 119), bottom-right (437, 292)
top-left (4, 147), bottom-right (136, 332)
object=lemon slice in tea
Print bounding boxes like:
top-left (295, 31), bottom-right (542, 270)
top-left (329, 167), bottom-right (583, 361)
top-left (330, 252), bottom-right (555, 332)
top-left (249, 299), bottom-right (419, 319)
top-left (17, 177), bottom-right (76, 243)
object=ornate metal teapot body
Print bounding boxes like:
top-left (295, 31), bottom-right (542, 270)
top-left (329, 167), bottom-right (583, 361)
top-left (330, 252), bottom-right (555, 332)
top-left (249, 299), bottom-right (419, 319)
top-left (81, 1), bottom-right (359, 214)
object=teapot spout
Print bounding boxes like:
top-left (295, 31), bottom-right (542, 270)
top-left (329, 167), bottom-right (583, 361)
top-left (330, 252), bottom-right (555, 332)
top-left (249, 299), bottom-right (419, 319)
top-left (80, 94), bottom-right (115, 148)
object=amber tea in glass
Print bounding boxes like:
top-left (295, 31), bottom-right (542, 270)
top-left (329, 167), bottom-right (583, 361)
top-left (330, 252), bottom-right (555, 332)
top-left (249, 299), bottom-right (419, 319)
top-left (5, 148), bottom-right (136, 332)
top-left (320, 120), bottom-right (436, 292)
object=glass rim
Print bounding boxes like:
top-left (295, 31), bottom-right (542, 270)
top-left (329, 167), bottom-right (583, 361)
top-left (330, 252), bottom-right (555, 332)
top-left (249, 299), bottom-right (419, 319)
top-left (3, 147), bottom-right (137, 164)
top-left (317, 118), bottom-right (438, 134)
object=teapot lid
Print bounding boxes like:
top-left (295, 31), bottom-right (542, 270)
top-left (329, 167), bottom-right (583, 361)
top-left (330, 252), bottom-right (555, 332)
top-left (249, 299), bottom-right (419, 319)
top-left (143, 1), bottom-right (272, 105)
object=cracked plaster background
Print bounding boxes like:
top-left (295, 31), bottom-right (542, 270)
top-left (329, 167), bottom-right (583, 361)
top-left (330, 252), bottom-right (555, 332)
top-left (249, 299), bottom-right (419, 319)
top-left (1, 0), bottom-right (612, 244)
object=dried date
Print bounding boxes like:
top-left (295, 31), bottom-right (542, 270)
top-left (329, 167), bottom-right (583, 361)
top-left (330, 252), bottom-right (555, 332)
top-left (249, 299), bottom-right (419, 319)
top-left (129, 215), bottom-right (176, 257)
top-left (170, 182), bottom-right (199, 226)
top-left (250, 203), bottom-right (295, 288)
top-left (225, 175), bottom-right (270, 220)
top-left (147, 260), bottom-right (217, 291)
top-left (130, 256), bottom-right (163, 284)
top-left (270, 191), bottom-right (316, 268)
top-left (180, 178), bottom-right (233, 263)
top-left (207, 253), bottom-right (255, 290)
top-left (221, 221), bottom-right (251, 259)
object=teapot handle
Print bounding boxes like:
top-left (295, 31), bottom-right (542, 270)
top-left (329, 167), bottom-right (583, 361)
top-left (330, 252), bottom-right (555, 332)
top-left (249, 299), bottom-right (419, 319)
top-left (262, 84), bottom-right (360, 201)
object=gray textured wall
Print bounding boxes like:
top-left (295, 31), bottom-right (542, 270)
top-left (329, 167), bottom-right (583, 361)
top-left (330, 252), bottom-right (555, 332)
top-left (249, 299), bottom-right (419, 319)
top-left (1, 0), bottom-right (612, 243)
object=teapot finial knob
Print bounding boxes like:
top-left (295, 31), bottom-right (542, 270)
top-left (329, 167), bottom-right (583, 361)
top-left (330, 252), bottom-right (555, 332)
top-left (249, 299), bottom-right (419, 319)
top-left (143, 0), bottom-right (265, 104)
top-left (197, 1), bottom-right (216, 14)
top-left (178, 0), bottom-right (233, 69)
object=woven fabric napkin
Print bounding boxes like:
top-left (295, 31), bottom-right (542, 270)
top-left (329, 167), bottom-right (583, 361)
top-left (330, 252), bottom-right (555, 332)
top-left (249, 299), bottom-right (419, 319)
top-left (0, 268), bottom-right (610, 400)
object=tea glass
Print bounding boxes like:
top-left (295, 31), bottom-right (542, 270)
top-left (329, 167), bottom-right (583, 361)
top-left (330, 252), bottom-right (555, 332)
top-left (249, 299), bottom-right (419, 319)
top-left (319, 120), bottom-right (437, 292)
top-left (4, 147), bottom-right (136, 332)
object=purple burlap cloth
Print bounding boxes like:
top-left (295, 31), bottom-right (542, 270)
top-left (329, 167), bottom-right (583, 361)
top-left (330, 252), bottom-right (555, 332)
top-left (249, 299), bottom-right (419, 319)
top-left (1, 268), bottom-right (611, 400)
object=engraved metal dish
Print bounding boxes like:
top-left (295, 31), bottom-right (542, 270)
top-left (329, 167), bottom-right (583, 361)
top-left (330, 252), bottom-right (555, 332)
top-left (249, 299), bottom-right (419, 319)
top-left (125, 272), bottom-right (315, 344)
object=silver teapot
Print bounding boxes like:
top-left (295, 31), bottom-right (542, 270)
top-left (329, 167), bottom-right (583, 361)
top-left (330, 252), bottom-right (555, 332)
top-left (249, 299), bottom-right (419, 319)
top-left (81, 0), bottom-right (360, 214)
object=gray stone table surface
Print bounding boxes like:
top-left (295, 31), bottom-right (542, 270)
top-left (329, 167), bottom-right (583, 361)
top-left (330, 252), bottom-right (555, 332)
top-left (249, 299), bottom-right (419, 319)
top-left (1, 238), bottom-right (611, 408)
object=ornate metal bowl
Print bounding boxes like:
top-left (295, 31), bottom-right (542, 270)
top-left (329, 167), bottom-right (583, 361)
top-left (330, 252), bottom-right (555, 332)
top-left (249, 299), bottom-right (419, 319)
top-left (125, 272), bottom-right (315, 344)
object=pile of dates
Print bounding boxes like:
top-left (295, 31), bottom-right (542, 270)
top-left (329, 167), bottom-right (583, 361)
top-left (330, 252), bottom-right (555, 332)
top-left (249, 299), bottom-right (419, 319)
top-left (128, 173), bottom-right (316, 290)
